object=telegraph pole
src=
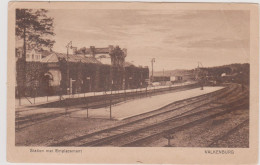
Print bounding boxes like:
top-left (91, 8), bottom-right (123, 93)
top-left (151, 58), bottom-right (155, 83)
top-left (163, 68), bottom-right (164, 83)
top-left (197, 61), bottom-right (204, 90)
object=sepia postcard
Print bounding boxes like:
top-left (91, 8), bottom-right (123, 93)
top-left (7, 1), bottom-right (259, 164)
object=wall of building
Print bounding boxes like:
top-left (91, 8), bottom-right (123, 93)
top-left (16, 60), bottom-right (149, 97)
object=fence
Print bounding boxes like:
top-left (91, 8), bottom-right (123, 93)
top-left (16, 82), bottom-right (198, 106)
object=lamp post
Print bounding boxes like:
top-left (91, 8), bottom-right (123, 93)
top-left (109, 79), bottom-right (114, 120)
top-left (163, 68), bottom-right (165, 85)
top-left (86, 76), bottom-right (91, 92)
top-left (129, 76), bottom-right (132, 90)
top-left (66, 41), bottom-right (72, 95)
top-left (129, 77), bottom-right (133, 99)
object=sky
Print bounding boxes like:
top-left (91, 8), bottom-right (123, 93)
top-left (21, 9), bottom-right (250, 71)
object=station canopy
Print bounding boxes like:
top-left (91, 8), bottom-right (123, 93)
top-left (40, 52), bottom-right (102, 64)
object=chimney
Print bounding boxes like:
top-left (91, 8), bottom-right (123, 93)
top-left (72, 47), bottom-right (77, 55)
top-left (108, 45), bottom-right (114, 54)
top-left (90, 46), bottom-right (95, 57)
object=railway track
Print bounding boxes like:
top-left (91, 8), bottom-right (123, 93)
top-left (124, 83), bottom-right (240, 122)
top-left (120, 98), bottom-right (248, 147)
top-left (52, 83), bottom-right (247, 147)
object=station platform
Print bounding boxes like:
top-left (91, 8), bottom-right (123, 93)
top-left (71, 86), bottom-right (224, 120)
top-left (15, 82), bottom-right (196, 107)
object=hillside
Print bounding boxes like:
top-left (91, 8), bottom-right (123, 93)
top-left (153, 69), bottom-right (195, 77)
top-left (153, 63), bottom-right (249, 77)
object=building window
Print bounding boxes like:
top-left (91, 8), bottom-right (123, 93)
top-left (32, 54), bottom-right (34, 60)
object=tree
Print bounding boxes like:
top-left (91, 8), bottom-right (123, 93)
top-left (16, 9), bottom-right (55, 59)
top-left (16, 9), bottom-right (55, 97)
top-left (110, 46), bottom-right (125, 67)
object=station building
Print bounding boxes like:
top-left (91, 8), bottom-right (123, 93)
top-left (16, 45), bottom-right (149, 97)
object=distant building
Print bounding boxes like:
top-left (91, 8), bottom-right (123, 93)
top-left (15, 47), bottom-right (52, 62)
top-left (25, 49), bottom-right (42, 62)
top-left (170, 76), bottom-right (182, 82)
top-left (182, 74), bottom-right (195, 81)
top-left (15, 47), bottom-right (23, 59)
top-left (152, 76), bottom-right (170, 82)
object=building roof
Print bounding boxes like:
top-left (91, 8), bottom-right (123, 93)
top-left (123, 61), bottom-right (135, 67)
top-left (26, 49), bottom-right (40, 54)
top-left (15, 47), bottom-right (41, 54)
top-left (40, 50), bottom-right (53, 58)
top-left (41, 53), bottom-right (102, 64)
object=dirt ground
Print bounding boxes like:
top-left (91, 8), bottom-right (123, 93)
top-left (145, 108), bottom-right (249, 148)
top-left (15, 115), bottom-right (120, 146)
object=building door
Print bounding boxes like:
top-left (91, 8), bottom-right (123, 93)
top-left (41, 73), bottom-right (53, 96)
